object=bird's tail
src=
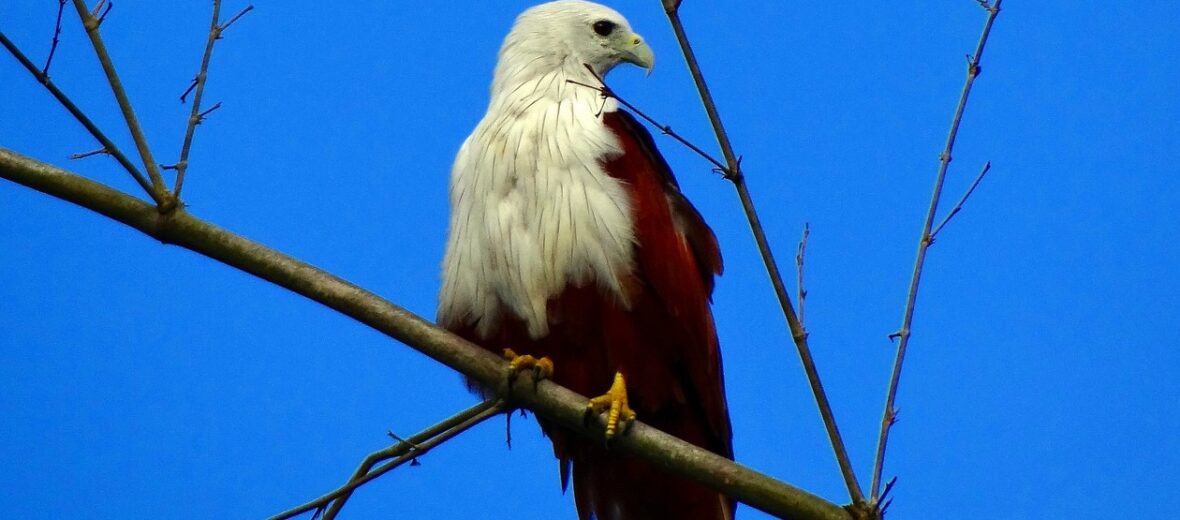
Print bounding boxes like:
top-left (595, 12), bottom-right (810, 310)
top-left (570, 447), bottom-right (734, 520)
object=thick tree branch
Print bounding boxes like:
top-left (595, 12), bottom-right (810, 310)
top-left (0, 147), bottom-right (851, 520)
top-left (869, 0), bottom-right (1004, 500)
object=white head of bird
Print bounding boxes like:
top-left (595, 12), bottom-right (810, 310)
top-left (492, 1), bottom-right (654, 98)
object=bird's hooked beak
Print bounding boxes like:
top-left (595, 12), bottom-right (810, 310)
top-left (614, 31), bottom-right (654, 75)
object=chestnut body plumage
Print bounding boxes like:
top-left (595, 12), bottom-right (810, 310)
top-left (438, 3), bottom-right (733, 519)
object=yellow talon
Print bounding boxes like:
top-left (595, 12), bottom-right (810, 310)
top-left (586, 371), bottom-right (636, 440)
top-left (503, 348), bottom-right (554, 382)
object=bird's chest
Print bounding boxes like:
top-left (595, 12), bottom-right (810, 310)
top-left (475, 102), bottom-right (637, 325)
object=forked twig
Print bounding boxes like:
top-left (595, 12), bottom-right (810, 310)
top-left (268, 399), bottom-right (505, 520)
top-left (173, 2), bottom-right (253, 200)
top-left (869, 0), bottom-right (1005, 501)
top-left (70, 0), bottom-right (171, 206)
top-left (660, 2), bottom-right (867, 507)
top-left (0, 31), bottom-right (154, 195)
top-left (877, 476), bottom-right (897, 516)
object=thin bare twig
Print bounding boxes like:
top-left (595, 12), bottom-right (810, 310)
top-left (930, 161), bottom-right (992, 240)
top-left (42, 0), bottom-right (68, 76)
top-left (71, 0), bottom-right (171, 207)
top-left (198, 101), bottom-right (222, 119)
top-left (661, 2), bottom-right (867, 507)
top-left (870, 0), bottom-right (1005, 501)
top-left (70, 147), bottom-right (110, 160)
top-left (319, 399), bottom-right (505, 519)
top-left (0, 31), bottom-right (154, 195)
top-left (568, 74), bottom-right (726, 172)
top-left (173, 2), bottom-right (253, 200)
top-left (796, 223), bottom-right (810, 326)
top-left (218, 5), bottom-right (253, 32)
top-left (179, 78), bottom-right (199, 104)
top-left (385, 429), bottom-right (420, 447)
top-left (268, 399), bottom-right (506, 520)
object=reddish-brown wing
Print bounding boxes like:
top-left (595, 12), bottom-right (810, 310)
top-left (448, 109), bottom-right (733, 520)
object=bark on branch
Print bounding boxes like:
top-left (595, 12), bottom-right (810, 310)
top-left (0, 147), bottom-right (851, 520)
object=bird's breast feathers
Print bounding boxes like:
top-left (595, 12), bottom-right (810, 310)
top-left (440, 91), bottom-right (636, 339)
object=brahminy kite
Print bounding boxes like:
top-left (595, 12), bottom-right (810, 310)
top-left (438, 2), bottom-right (734, 519)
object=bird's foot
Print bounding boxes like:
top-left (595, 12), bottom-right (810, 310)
top-left (503, 348), bottom-right (554, 388)
top-left (585, 371), bottom-right (637, 440)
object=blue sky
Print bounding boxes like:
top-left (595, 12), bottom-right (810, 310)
top-left (1, 1), bottom-right (1177, 519)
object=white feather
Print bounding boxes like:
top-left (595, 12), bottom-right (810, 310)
top-left (439, 1), bottom-right (638, 339)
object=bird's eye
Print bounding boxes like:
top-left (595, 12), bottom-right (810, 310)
top-left (592, 20), bottom-right (616, 36)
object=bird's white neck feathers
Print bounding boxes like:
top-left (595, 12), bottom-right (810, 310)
top-left (438, 2), bottom-right (639, 339)
top-left (490, 1), bottom-right (627, 113)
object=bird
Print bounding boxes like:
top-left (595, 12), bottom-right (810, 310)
top-left (437, 2), bottom-right (733, 519)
